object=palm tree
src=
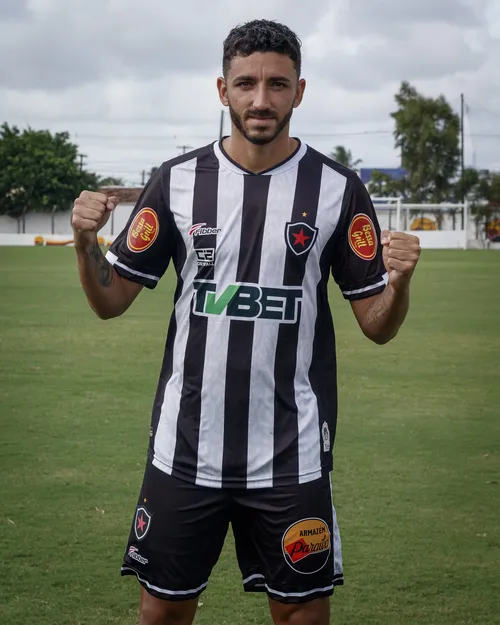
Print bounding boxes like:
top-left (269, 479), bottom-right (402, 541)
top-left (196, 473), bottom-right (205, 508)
top-left (329, 145), bottom-right (362, 169)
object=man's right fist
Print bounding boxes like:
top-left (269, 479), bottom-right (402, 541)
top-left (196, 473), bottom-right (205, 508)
top-left (72, 191), bottom-right (119, 236)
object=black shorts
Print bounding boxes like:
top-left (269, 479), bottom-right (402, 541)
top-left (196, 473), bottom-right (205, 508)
top-left (121, 461), bottom-right (344, 604)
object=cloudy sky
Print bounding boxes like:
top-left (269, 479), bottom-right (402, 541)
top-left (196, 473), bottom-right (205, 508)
top-left (1, 0), bottom-right (499, 186)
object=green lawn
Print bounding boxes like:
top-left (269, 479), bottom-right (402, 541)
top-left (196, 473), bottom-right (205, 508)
top-left (0, 247), bottom-right (499, 625)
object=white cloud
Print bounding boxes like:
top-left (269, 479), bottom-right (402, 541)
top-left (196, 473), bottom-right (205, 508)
top-left (0, 0), bottom-right (498, 182)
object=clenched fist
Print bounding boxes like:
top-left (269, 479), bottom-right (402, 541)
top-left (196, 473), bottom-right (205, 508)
top-left (72, 191), bottom-right (119, 246)
top-left (381, 230), bottom-right (421, 291)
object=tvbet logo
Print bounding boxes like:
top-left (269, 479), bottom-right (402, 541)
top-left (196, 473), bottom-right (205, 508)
top-left (193, 281), bottom-right (302, 323)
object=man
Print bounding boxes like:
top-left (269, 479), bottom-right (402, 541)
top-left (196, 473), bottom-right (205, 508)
top-left (72, 19), bottom-right (420, 625)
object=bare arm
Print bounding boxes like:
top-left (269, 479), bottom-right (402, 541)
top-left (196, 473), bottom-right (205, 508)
top-left (350, 283), bottom-right (409, 345)
top-left (72, 191), bottom-right (143, 319)
top-left (350, 230), bottom-right (420, 345)
top-left (75, 238), bottom-right (143, 319)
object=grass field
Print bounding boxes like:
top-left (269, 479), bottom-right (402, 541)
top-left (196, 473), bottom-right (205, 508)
top-left (0, 247), bottom-right (499, 625)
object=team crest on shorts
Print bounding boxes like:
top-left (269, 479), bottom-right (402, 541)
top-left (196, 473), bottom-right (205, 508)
top-left (285, 222), bottom-right (318, 256)
top-left (282, 517), bottom-right (331, 574)
top-left (134, 506), bottom-right (152, 541)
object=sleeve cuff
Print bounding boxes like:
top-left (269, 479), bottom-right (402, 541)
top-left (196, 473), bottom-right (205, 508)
top-left (341, 273), bottom-right (388, 300)
top-left (106, 251), bottom-right (161, 289)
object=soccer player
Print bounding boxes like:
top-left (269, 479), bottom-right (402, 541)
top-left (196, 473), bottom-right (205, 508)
top-left (72, 19), bottom-right (421, 625)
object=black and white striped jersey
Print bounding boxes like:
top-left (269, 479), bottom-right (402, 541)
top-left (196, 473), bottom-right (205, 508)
top-left (106, 140), bottom-right (387, 489)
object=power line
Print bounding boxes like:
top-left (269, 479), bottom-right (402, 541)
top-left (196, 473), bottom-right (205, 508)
top-left (465, 101), bottom-right (500, 120)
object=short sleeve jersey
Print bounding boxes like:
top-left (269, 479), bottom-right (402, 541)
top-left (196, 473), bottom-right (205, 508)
top-left (107, 140), bottom-right (387, 489)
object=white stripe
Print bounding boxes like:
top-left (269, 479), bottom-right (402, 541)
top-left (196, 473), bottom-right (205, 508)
top-left (153, 157), bottom-right (199, 474)
top-left (296, 165), bottom-right (346, 483)
top-left (105, 251), bottom-right (160, 282)
top-left (196, 168), bottom-right (244, 487)
top-left (121, 567), bottom-right (207, 596)
top-left (342, 273), bottom-right (388, 296)
top-left (329, 474), bottom-right (344, 578)
top-left (242, 573), bottom-right (265, 585)
top-left (246, 167), bottom-right (300, 488)
top-left (265, 583), bottom-right (334, 598)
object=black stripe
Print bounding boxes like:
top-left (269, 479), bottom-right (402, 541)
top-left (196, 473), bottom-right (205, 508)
top-left (307, 280), bottom-right (336, 474)
top-left (273, 152), bottom-right (323, 483)
top-left (150, 166), bottom-right (185, 455)
top-left (171, 151), bottom-right (220, 481)
top-left (222, 175), bottom-right (271, 486)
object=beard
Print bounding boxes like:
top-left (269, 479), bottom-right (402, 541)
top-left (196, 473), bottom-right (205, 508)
top-left (228, 103), bottom-right (294, 146)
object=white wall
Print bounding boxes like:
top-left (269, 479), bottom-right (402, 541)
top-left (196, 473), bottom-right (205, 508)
top-left (0, 203), bottom-right (136, 237)
top-left (0, 215), bottom-right (19, 233)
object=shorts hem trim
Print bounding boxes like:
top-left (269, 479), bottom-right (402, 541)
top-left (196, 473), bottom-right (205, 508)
top-left (121, 566), bottom-right (208, 599)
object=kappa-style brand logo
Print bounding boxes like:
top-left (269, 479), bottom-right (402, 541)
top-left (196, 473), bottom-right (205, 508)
top-left (127, 208), bottom-right (159, 253)
top-left (195, 248), bottom-right (216, 267)
top-left (282, 518), bottom-right (331, 574)
top-left (189, 223), bottom-right (222, 237)
top-left (128, 546), bottom-right (149, 565)
top-left (134, 506), bottom-right (152, 541)
top-left (349, 214), bottom-right (377, 260)
top-left (193, 281), bottom-right (302, 323)
top-left (285, 221), bottom-right (318, 256)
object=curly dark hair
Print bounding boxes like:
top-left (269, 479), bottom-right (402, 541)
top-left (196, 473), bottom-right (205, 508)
top-left (222, 19), bottom-right (302, 77)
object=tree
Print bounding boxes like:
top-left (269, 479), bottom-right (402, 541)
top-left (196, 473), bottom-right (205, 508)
top-left (367, 170), bottom-right (408, 199)
top-left (0, 123), bottom-right (98, 217)
top-left (329, 145), bottom-right (362, 169)
top-left (99, 176), bottom-right (125, 187)
top-left (391, 82), bottom-right (460, 204)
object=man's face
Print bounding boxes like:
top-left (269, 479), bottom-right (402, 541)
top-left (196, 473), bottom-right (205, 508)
top-left (218, 52), bottom-right (306, 146)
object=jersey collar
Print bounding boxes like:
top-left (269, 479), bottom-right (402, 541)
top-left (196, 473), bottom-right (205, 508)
top-left (213, 137), bottom-right (307, 176)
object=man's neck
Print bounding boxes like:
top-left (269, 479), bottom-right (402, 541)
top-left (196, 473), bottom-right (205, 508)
top-left (222, 131), bottom-right (298, 174)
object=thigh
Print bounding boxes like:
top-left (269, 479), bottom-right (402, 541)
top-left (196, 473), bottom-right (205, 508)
top-left (122, 459), bottom-right (230, 601)
top-left (232, 475), bottom-right (343, 604)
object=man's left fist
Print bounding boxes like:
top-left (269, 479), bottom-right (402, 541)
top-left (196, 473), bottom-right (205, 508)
top-left (381, 230), bottom-right (421, 291)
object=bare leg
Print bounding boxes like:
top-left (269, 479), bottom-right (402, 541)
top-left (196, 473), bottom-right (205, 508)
top-left (268, 596), bottom-right (330, 625)
top-left (139, 587), bottom-right (199, 625)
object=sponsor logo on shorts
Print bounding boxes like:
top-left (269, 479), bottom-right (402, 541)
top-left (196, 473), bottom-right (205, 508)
top-left (348, 214), bottom-right (377, 260)
top-left (128, 546), bottom-right (149, 565)
top-left (134, 506), bottom-right (152, 541)
top-left (127, 208), bottom-right (159, 253)
top-left (195, 248), bottom-right (216, 267)
top-left (189, 223), bottom-right (222, 237)
top-left (282, 518), bottom-right (331, 574)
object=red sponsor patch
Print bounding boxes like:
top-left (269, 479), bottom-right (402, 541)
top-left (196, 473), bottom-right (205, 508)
top-left (282, 518), bottom-right (330, 574)
top-left (348, 214), bottom-right (377, 260)
top-left (127, 208), bottom-right (159, 253)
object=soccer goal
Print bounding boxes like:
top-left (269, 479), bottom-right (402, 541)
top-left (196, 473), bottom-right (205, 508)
top-left (372, 198), bottom-right (470, 249)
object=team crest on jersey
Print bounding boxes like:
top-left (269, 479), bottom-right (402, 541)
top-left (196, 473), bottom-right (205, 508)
top-left (348, 214), bottom-right (377, 260)
top-left (285, 222), bottom-right (318, 256)
top-left (127, 208), bottom-right (159, 253)
top-left (134, 506), bottom-right (152, 541)
top-left (282, 518), bottom-right (331, 574)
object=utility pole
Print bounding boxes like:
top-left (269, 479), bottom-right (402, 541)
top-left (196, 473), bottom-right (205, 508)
top-left (177, 145), bottom-right (192, 155)
top-left (141, 170), bottom-right (146, 186)
top-left (460, 93), bottom-right (465, 229)
top-left (78, 153), bottom-right (87, 172)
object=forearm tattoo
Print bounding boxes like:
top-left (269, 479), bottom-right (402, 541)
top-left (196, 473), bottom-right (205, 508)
top-left (367, 296), bottom-right (390, 328)
top-left (89, 242), bottom-right (114, 287)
